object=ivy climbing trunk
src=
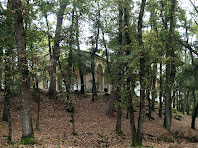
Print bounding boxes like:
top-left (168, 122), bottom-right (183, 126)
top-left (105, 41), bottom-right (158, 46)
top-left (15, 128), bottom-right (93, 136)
top-left (11, 0), bottom-right (34, 143)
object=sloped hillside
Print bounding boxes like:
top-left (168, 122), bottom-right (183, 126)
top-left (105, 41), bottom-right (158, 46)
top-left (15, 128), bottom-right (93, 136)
top-left (0, 92), bottom-right (198, 147)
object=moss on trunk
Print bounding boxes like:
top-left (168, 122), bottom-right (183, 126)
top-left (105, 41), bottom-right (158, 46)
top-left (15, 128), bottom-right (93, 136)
top-left (21, 133), bottom-right (36, 145)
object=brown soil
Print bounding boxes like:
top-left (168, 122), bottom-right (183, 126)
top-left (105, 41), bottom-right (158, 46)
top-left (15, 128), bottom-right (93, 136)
top-left (0, 92), bottom-right (198, 148)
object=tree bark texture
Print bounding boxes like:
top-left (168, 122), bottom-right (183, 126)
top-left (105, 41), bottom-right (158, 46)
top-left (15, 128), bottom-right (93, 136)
top-left (11, 0), bottom-right (34, 141)
top-left (91, 54), bottom-right (97, 102)
top-left (191, 103), bottom-right (198, 129)
top-left (164, 0), bottom-right (176, 132)
top-left (123, 0), bottom-right (137, 140)
top-left (4, 40), bottom-right (12, 142)
top-left (35, 81), bottom-right (40, 131)
top-left (146, 74), bottom-right (152, 120)
top-left (0, 48), bottom-right (2, 90)
top-left (151, 63), bottom-right (157, 111)
top-left (2, 0), bottom-right (13, 122)
top-left (137, 0), bottom-right (146, 146)
top-left (115, 0), bottom-right (123, 134)
top-left (3, 90), bottom-right (9, 122)
top-left (49, 1), bottom-right (67, 99)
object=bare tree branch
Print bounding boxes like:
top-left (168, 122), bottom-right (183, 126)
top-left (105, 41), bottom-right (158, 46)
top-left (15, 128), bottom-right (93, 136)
top-left (189, 0), bottom-right (198, 14)
top-left (179, 39), bottom-right (198, 56)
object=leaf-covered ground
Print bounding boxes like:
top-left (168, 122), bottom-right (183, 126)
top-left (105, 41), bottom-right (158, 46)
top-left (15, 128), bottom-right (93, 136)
top-left (0, 91), bottom-right (198, 147)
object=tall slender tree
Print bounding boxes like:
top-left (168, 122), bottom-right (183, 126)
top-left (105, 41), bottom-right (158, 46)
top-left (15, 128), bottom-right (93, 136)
top-left (115, 0), bottom-right (123, 134)
top-left (164, 0), bottom-right (176, 132)
top-left (11, 0), bottom-right (34, 143)
top-left (48, 1), bottom-right (67, 99)
top-left (137, 0), bottom-right (146, 146)
top-left (75, 4), bottom-right (85, 94)
top-left (123, 0), bottom-right (137, 145)
top-left (90, 2), bottom-right (100, 102)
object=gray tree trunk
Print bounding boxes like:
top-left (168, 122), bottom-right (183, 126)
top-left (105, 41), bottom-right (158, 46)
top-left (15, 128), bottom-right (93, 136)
top-left (11, 0), bottom-right (34, 142)
top-left (191, 103), bottom-right (198, 129)
top-left (115, 0), bottom-right (123, 134)
top-left (164, 0), bottom-right (176, 132)
top-left (91, 9), bottom-right (100, 102)
top-left (151, 63), bottom-right (157, 111)
top-left (48, 2), bottom-right (67, 99)
top-left (137, 0), bottom-right (146, 146)
top-left (75, 10), bottom-right (85, 94)
top-left (159, 61), bottom-right (163, 117)
top-left (0, 50), bottom-right (2, 90)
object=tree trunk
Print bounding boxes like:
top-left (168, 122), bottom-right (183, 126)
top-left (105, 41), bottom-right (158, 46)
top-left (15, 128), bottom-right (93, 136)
top-left (191, 103), bottom-right (198, 129)
top-left (164, 54), bottom-right (172, 131)
top-left (4, 94), bottom-right (12, 143)
top-left (91, 9), bottom-right (100, 102)
top-left (48, 2), bottom-right (67, 99)
top-left (115, 0), bottom-right (123, 134)
top-left (0, 49), bottom-right (2, 90)
top-left (106, 85), bottom-right (115, 117)
top-left (45, 14), bottom-right (52, 58)
top-left (128, 78), bottom-right (137, 146)
top-left (183, 89), bottom-right (187, 114)
top-left (116, 88), bottom-right (122, 134)
top-left (173, 91), bottom-right (176, 109)
top-left (137, 0), bottom-right (146, 146)
top-left (35, 80), bottom-right (40, 131)
top-left (145, 64), bottom-right (152, 120)
top-left (91, 54), bottom-right (97, 102)
top-left (176, 91), bottom-right (179, 111)
top-left (2, 96), bottom-right (9, 122)
top-left (123, 2), bottom-right (136, 135)
top-left (179, 91), bottom-right (182, 112)
top-left (186, 90), bottom-right (190, 115)
top-left (164, 0), bottom-right (176, 132)
top-left (151, 63), bottom-right (157, 111)
top-left (75, 10), bottom-right (85, 94)
top-left (4, 50), bottom-right (12, 142)
top-left (102, 27), bottom-right (114, 117)
top-left (2, 0), bottom-right (12, 123)
top-left (66, 4), bottom-right (75, 101)
top-left (147, 89), bottom-right (151, 120)
top-left (130, 98), bottom-right (137, 147)
top-left (11, 0), bottom-right (34, 143)
top-left (159, 61), bottom-right (163, 117)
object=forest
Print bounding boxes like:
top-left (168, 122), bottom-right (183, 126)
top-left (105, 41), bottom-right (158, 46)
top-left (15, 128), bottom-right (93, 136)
top-left (0, 0), bottom-right (198, 147)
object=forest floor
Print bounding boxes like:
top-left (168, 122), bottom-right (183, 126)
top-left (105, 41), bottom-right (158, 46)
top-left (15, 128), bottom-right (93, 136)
top-left (0, 91), bottom-right (198, 148)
